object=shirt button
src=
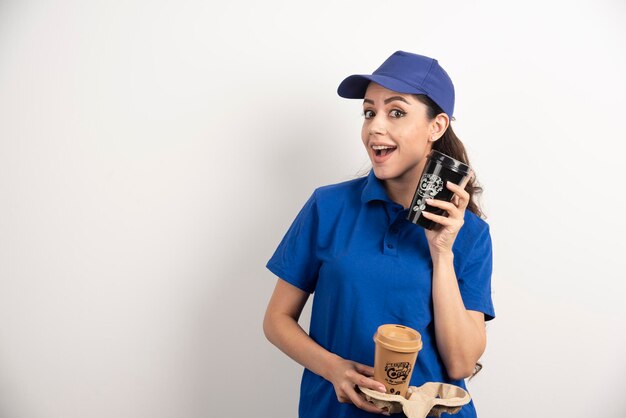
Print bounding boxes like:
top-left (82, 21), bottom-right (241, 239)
top-left (387, 243), bottom-right (394, 249)
top-left (390, 227), bottom-right (399, 234)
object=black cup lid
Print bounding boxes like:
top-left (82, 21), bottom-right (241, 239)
top-left (427, 150), bottom-right (471, 175)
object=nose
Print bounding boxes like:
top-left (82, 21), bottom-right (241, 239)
top-left (368, 115), bottom-right (386, 136)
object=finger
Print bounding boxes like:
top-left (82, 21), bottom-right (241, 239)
top-left (445, 182), bottom-right (470, 208)
top-left (421, 210), bottom-right (462, 227)
top-left (425, 198), bottom-right (458, 214)
top-left (424, 199), bottom-right (464, 220)
top-left (347, 368), bottom-right (386, 392)
top-left (446, 181), bottom-right (470, 199)
top-left (345, 385), bottom-right (386, 414)
top-left (354, 363), bottom-right (375, 378)
top-left (357, 375), bottom-right (387, 393)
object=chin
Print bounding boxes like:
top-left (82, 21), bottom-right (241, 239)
top-left (371, 166), bottom-right (398, 180)
top-left (372, 163), bottom-right (421, 183)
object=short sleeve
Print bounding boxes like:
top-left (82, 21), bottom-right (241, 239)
top-left (266, 192), bottom-right (321, 294)
top-left (458, 224), bottom-right (496, 321)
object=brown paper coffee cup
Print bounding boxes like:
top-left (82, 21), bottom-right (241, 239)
top-left (373, 324), bottom-right (422, 398)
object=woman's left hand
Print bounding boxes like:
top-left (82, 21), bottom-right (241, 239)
top-left (421, 172), bottom-right (474, 256)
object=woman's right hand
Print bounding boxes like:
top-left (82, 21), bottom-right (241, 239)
top-left (264, 279), bottom-right (388, 414)
top-left (325, 356), bottom-right (390, 415)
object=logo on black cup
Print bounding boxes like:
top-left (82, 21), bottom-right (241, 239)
top-left (384, 362), bottom-right (412, 385)
top-left (412, 173), bottom-right (444, 212)
top-left (417, 174), bottom-right (443, 198)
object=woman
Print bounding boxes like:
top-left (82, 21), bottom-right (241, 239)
top-left (263, 51), bottom-right (495, 418)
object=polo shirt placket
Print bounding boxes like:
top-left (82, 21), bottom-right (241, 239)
top-left (382, 205), bottom-right (405, 256)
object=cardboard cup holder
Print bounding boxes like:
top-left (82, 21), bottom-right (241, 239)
top-left (358, 382), bottom-right (471, 418)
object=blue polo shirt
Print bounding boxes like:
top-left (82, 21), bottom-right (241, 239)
top-left (267, 171), bottom-right (495, 418)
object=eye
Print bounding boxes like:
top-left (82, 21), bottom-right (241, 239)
top-left (362, 109), bottom-right (375, 119)
top-left (389, 109), bottom-right (406, 118)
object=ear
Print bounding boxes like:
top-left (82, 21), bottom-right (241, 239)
top-left (430, 113), bottom-right (450, 141)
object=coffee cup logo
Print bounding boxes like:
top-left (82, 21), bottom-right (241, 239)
top-left (412, 173), bottom-right (444, 212)
top-left (417, 173), bottom-right (443, 198)
top-left (384, 362), bottom-right (412, 385)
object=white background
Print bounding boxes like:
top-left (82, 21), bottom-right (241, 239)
top-left (1, 1), bottom-right (625, 417)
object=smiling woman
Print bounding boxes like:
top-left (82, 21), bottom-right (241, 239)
top-left (360, 86), bottom-right (440, 205)
top-left (263, 51), bottom-right (495, 418)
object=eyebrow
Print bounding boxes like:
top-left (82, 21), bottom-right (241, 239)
top-left (363, 96), bottom-right (411, 105)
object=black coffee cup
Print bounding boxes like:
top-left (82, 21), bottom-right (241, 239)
top-left (407, 150), bottom-right (471, 230)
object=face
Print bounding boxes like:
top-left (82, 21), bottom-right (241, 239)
top-left (361, 83), bottom-right (445, 185)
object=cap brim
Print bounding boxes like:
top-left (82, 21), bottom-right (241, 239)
top-left (337, 74), bottom-right (427, 98)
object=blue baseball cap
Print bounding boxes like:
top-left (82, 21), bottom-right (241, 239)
top-left (337, 51), bottom-right (455, 118)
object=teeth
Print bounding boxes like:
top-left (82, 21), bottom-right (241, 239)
top-left (372, 145), bottom-right (396, 150)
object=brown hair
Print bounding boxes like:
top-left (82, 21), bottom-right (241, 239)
top-left (413, 94), bottom-right (485, 220)
top-left (415, 94), bottom-right (486, 381)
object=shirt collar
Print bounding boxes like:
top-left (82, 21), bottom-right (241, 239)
top-left (361, 170), bottom-right (394, 204)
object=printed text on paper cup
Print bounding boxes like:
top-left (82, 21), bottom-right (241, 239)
top-left (384, 362), bottom-right (412, 385)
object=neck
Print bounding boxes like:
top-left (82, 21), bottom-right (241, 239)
top-left (385, 180), bottom-right (417, 209)
top-left (383, 176), bottom-right (419, 209)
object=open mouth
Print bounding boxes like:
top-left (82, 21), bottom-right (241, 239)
top-left (372, 145), bottom-right (397, 157)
